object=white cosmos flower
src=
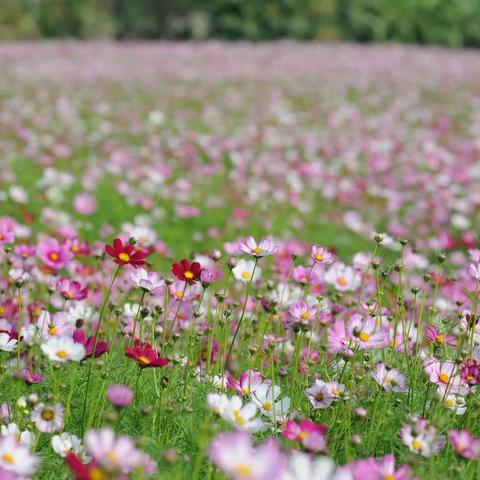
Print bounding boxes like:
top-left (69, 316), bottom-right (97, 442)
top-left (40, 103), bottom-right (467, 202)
top-left (0, 333), bottom-right (17, 352)
top-left (1, 423), bottom-right (34, 446)
top-left (130, 268), bottom-right (164, 293)
top-left (282, 452), bottom-right (351, 480)
top-left (51, 432), bottom-right (87, 458)
top-left (220, 396), bottom-right (266, 433)
top-left (31, 403), bottom-right (64, 433)
top-left (41, 336), bottom-right (85, 363)
top-left (251, 384), bottom-right (290, 421)
top-left (232, 259), bottom-right (262, 283)
top-left (0, 434), bottom-right (39, 476)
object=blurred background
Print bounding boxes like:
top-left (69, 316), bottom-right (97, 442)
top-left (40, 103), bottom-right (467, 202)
top-left (1, 0), bottom-right (479, 47)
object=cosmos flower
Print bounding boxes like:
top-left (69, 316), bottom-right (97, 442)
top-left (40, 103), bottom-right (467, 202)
top-left (51, 432), bottom-right (86, 459)
top-left (209, 431), bottom-right (284, 480)
top-left (208, 395), bottom-right (266, 433)
top-left (56, 278), bottom-right (88, 301)
top-left (125, 340), bottom-right (168, 369)
top-left (41, 336), bottom-right (86, 363)
top-left (310, 245), bottom-right (334, 265)
top-left (232, 259), bottom-right (262, 283)
top-left (0, 434), bottom-right (38, 477)
top-left (37, 237), bottom-right (73, 270)
top-left (171, 259), bottom-right (202, 284)
top-left (31, 403), bottom-right (64, 433)
top-left (240, 236), bottom-right (277, 258)
top-left (130, 268), bottom-right (164, 293)
top-left (251, 384), bottom-right (290, 422)
top-left (107, 384), bottom-right (134, 408)
top-left (84, 428), bottom-right (144, 474)
top-left (324, 263), bottom-right (361, 292)
top-left (449, 429), bottom-right (480, 460)
top-left (282, 452), bottom-right (349, 480)
top-left (105, 238), bottom-right (147, 268)
top-left (283, 419), bottom-right (328, 453)
top-left (371, 363), bottom-right (408, 393)
top-left (226, 370), bottom-right (265, 396)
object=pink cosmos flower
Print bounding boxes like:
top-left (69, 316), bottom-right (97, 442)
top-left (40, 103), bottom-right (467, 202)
top-left (305, 379), bottom-right (346, 409)
top-left (449, 429), bottom-right (480, 459)
top-left (227, 370), bottom-right (265, 396)
top-left (37, 238), bottom-right (73, 270)
top-left (425, 325), bottom-right (456, 346)
top-left (325, 263), bottom-right (361, 292)
top-left (371, 363), bottom-right (408, 393)
top-left (73, 192), bottom-right (97, 215)
top-left (209, 431), bottom-right (284, 480)
top-left (423, 358), bottom-right (467, 393)
top-left (310, 245), bottom-right (334, 265)
top-left (56, 278), bottom-right (88, 301)
top-left (0, 224), bottom-right (15, 244)
top-left (288, 301), bottom-right (317, 326)
top-left (107, 384), bottom-right (134, 408)
top-left (283, 419), bottom-right (328, 452)
top-left (400, 417), bottom-right (446, 457)
top-left (85, 428), bottom-right (144, 474)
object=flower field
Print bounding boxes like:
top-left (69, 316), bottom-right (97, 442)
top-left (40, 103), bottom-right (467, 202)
top-left (1, 42), bottom-right (480, 479)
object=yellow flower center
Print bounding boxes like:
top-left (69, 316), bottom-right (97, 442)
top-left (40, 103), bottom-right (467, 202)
top-left (184, 271), bottom-right (194, 279)
top-left (107, 450), bottom-right (119, 463)
top-left (439, 372), bottom-right (450, 384)
top-left (241, 386), bottom-right (250, 394)
top-left (252, 247), bottom-right (263, 255)
top-left (90, 468), bottom-right (107, 480)
top-left (412, 439), bottom-right (422, 450)
top-left (56, 350), bottom-right (68, 358)
top-left (299, 431), bottom-right (308, 439)
top-left (49, 252), bottom-right (59, 261)
top-left (241, 271), bottom-right (251, 279)
top-left (233, 409), bottom-right (246, 426)
top-left (0, 307), bottom-right (5, 315)
top-left (1, 453), bottom-right (15, 464)
top-left (332, 388), bottom-right (342, 396)
top-left (359, 332), bottom-right (370, 342)
top-left (71, 245), bottom-right (80, 253)
top-left (262, 402), bottom-right (272, 411)
top-left (118, 252), bottom-right (130, 262)
top-left (139, 355), bottom-right (151, 364)
top-left (337, 277), bottom-right (347, 286)
top-left (41, 409), bottom-right (54, 421)
top-left (235, 464), bottom-right (252, 477)
top-left (445, 398), bottom-right (454, 407)
top-left (315, 253), bottom-right (323, 261)
top-left (436, 334), bottom-right (445, 343)
top-left (301, 312), bottom-right (310, 319)
top-left (384, 475), bottom-right (395, 480)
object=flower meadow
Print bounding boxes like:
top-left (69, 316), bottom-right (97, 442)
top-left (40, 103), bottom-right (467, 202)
top-left (1, 42), bottom-right (480, 479)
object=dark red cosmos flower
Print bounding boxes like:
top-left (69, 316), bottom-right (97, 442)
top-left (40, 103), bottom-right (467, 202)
top-left (66, 453), bottom-right (106, 480)
top-left (73, 329), bottom-right (109, 358)
top-left (125, 340), bottom-right (168, 369)
top-left (171, 258), bottom-right (202, 284)
top-left (105, 238), bottom-right (147, 268)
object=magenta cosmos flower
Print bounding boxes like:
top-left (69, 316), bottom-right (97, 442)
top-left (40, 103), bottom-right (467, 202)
top-left (37, 237), bottom-right (73, 270)
top-left (56, 278), bottom-right (88, 301)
